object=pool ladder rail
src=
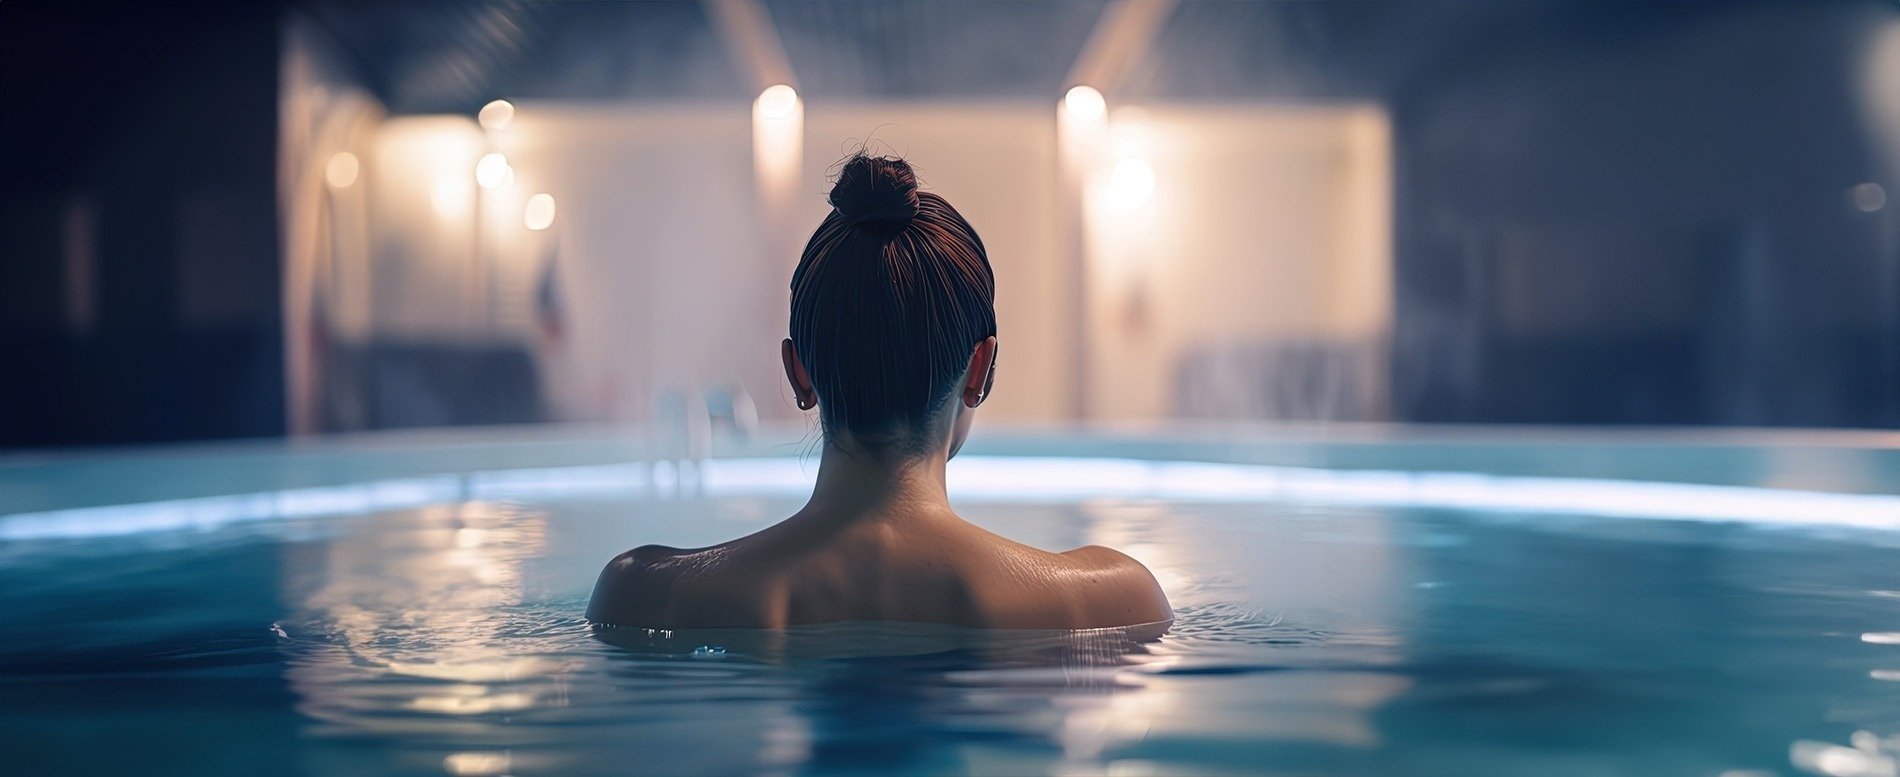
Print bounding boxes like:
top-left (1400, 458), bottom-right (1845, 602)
top-left (649, 382), bottom-right (757, 496)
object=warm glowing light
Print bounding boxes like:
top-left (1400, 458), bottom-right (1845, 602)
top-left (324, 152), bottom-right (359, 189)
top-left (1065, 85), bottom-right (1106, 123)
top-left (757, 84), bottom-right (798, 120)
top-left (753, 85), bottom-right (803, 216)
top-left (1112, 120), bottom-right (1155, 159)
top-left (1849, 182), bottom-right (1887, 212)
top-left (1106, 158), bottom-right (1155, 212)
top-left (477, 99), bottom-right (514, 130)
top-left (475, 153), bottom-right (512, 189)
top-left (455, 527), bottom-right (489, 548)
top-left (386, 656), bottom-right (563, 682)
top-left (430, 177), bottom-right (469, 219)
top-left (524, 193), bottom-right (556, 231)
top-left (443, 752), bottom-right (511, 776)
top-left (410, 690), bottom-right (536, 715)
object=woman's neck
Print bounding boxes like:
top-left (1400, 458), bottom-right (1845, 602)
top-left (800, 439), bottom-right (952, 521)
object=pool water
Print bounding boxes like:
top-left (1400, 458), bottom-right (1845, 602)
top-left (2, 431), bottom-right (1899, 776)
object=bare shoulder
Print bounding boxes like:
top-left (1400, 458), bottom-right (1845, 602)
top-left (583, 544), bottom-right (693, 627)
top-left (964, 540), bottom-right (1173, 630)
top-left (1060, 544), bottom-right (1149, 569)
top-left (585, 542), bottom-right (778, 628)
top-left (1060, 545), bottom-right (1173, 624)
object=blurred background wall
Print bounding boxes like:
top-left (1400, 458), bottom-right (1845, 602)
top-left (2, 0), bottom-right (1897, 448)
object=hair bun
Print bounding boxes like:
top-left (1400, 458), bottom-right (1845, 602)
top-left (829, 153), bottom-right (920, 227)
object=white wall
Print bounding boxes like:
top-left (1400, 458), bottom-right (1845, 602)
top-left (1080, 104), bottom-right (1391, 419)
top-left (502, 105), bottom-right (774, 421)
top-left (494, 101), bottom-right (1071, 424)
top-left (366, 116), bottom-right (485, 339)
top-left (339, 99), bottom-right (1392, 427)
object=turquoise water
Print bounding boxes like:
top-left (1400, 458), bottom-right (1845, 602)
top-left (2, 431), bottom-right (1899, 776)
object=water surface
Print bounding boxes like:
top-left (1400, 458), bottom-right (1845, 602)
top-left (3, 476), bottom-right (1898, 775)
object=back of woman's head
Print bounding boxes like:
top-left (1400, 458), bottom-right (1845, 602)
top-left (789, 153), bottom-right (995, 453)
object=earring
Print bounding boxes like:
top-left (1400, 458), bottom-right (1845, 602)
top-left (796, 397), bottom-right (812, 410)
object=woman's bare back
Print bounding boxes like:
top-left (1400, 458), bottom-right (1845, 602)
top-left (584, 152), bottom-right (1173, 634)
top-left (585, 507), bottom-right (1172, 630)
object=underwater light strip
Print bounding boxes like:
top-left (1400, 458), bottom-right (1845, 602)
top-left (2, 455), bottom-right (1898, 540)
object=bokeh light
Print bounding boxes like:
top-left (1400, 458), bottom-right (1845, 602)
top-left (475, 153), bottom-right (512, 189)
top-left (757, 85), bottom-right (798, 120)
top-left (1849, 182), bottom-right (1887, 212)
top-left (1065, 85), bottom-right (1106, 123)
top-left (524, 193), bottom-right (556, 231)
top-left (477, 99), bottom-right (514, 130)
top-left (324, 151), bottom-right (359, 189)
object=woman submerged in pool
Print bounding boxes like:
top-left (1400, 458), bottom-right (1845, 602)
top-left (587, 152), bottom-right (1171, 631)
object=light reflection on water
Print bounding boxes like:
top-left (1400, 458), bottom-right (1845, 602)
top-left (2, 491), bottom-right (1898, 776)
top-left (260, 496), bottom-right (1425, 775)
top-left (281, 501), bottom-right (581, 746)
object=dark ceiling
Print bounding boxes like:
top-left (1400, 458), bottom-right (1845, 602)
top-left (296, 0), bottom-right (1403, 113)
top-left (297, 0), bottom-right (1811, 115)
top-left (766, 1), bottom-right (1106, 99)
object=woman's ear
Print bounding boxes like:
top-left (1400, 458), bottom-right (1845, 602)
top-left (782, 339), bottom-right (817, 411)
top-left (962, 336), bottom-right (998, 408)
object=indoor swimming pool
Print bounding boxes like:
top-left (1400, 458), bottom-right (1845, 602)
top-left (2, 425), bottom-right (1898, 776)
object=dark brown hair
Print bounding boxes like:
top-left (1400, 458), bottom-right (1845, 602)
top-left (789, 153), bottom-right (996, 453)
